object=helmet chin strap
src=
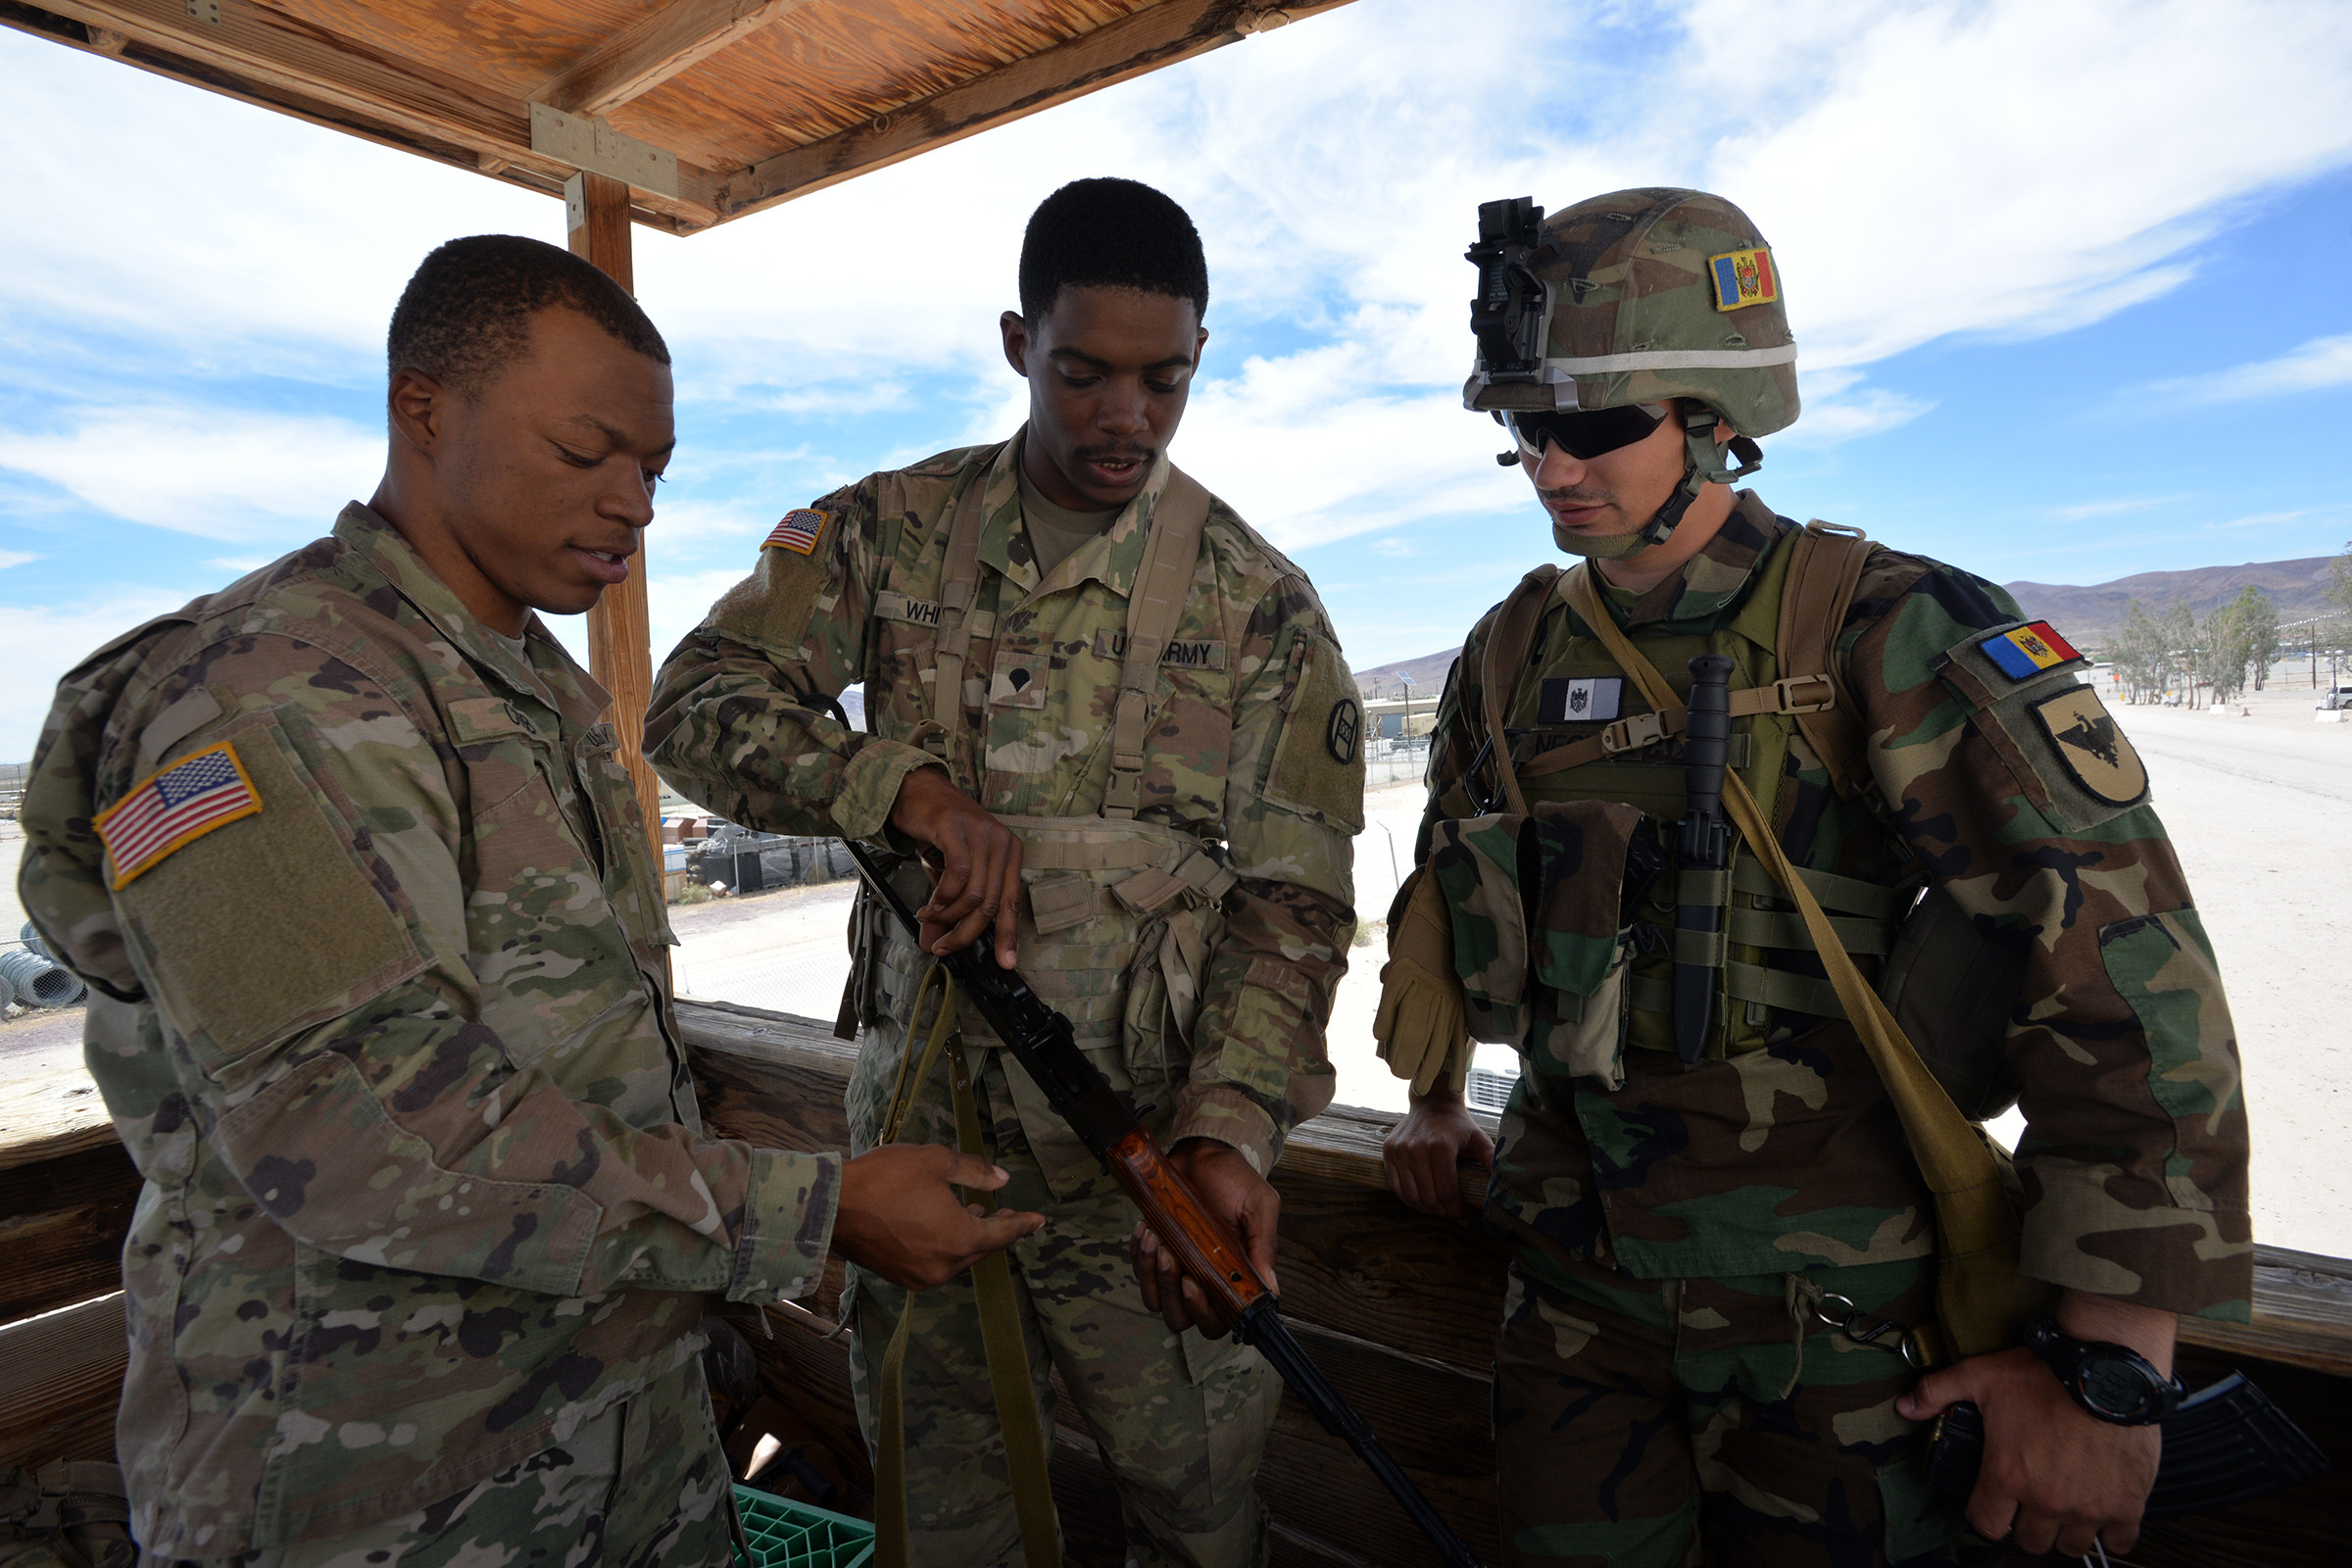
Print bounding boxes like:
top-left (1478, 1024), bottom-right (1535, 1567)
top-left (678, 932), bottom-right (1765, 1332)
top-left (1554, 404), bottom-right (1763, 559)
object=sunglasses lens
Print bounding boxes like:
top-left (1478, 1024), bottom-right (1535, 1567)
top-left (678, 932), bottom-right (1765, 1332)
top-left (1510, 405), bottom-right (1666, 460)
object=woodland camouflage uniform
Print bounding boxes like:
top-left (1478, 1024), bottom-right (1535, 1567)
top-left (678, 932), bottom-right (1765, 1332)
top-left (1395, 188), bottom-right (2252, 1567)
top-left (18, 506), bottom-right (840, 1564)
top-left (647, 433), bottom-right (1364, 1568)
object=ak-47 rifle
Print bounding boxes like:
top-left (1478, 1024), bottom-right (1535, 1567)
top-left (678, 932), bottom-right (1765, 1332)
top-left (840, 837), bottom-right (1489, 1568)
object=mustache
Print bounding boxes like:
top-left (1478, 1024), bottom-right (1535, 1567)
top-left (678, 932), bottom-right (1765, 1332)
top-left (1074, 444), bottom-right (1157, 466)
top-left (1536, 484), bottom-right (1613, 506)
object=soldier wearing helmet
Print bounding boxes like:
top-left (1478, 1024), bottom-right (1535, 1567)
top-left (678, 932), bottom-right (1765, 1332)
top-left (1376, 188), bottom-right (2251, 1565)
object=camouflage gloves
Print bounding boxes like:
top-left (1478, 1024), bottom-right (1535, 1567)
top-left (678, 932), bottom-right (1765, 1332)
top-left (1375, 868), bottom-right (1473, 1097)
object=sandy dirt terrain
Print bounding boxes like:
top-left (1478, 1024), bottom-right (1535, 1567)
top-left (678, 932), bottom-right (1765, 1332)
top-left (5, 678), bottom-right (2346, 1255)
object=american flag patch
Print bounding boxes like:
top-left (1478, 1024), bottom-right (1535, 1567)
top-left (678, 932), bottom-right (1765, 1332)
top-left (764, 509), bottom-right (826, 556)
top-left (95, 741), bottom-right (263, 889)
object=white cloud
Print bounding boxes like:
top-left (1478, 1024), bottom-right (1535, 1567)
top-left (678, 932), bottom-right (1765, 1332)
top-left (0, 591), bottom-right (191, 760)
top-left (2207, 509), bottom-right (2312, 531)
top-left (2, 0), bottom-right (2352, 612)
top-left (2054, 496), bottom-right (2176, 520)
top-left (2151, 333), bottom-right (2352, 405)
top-left (0, 407), bottom-right (380, 542)
top-left (0, 549), bottom-right (34, 569)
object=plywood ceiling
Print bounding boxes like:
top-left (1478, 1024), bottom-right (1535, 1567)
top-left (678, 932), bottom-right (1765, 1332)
top-left (2, 0), bottom-right (1353, 232)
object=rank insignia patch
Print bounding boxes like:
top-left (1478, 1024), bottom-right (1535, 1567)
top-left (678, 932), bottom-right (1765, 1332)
top-left (764, 509), bottom-right (826, 555)
top-left (1982, 620), bottom-right (2083, 681)
top-left (1709, 247), bottom-right (1779, 312)
top-left (1539, 676), bottom-right (1623, 724)
top-left (2031, 686), bottom-right (2147, 807)
top-left (95, 740), bottom-right (263, 889)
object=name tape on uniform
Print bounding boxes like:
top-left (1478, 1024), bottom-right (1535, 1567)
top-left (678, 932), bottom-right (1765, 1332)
top-left (1982, 620), bottom-right (2082, 682)
top-left (1539, 676), bottom-right (1623, 724)
top-left (95, 740), bottom-right (263, 889)
top-left (1092, 629), bottom-right (1227, 670)
top-left (875, 591), bottom-right (943, 628)
top-left (763, 509), bottom-right (827, 556)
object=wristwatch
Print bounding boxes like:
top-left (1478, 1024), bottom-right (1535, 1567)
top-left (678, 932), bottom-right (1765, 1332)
top-left (2024, 1318), bottom-right (2183, 1426)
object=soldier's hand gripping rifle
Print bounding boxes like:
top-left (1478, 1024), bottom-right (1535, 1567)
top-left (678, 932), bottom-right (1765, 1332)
top-left (838, 836), bottom-right (1490, 1568)
top-left (1674, 654), bottom-right (1736, 1063)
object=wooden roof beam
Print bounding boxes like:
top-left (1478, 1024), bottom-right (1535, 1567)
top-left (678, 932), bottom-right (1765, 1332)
top-left (25, 0), bottom-right (721, 228)
top-left (712, 0), bottom-right (1345, 222)
top-left (535, 0), bottom-right (812, 119)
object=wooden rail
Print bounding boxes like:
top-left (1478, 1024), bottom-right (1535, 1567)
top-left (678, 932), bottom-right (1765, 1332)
top-left (3, 998), bottom-right (2346, 1565)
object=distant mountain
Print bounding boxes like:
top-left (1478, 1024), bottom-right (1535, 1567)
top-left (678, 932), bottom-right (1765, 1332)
top-left (1352, 554), bottom-right (2344, 686)
top-left (2002, 557), bottom-right (2338, 645)
top-left (1353, 648), bottom-right (1461, 700)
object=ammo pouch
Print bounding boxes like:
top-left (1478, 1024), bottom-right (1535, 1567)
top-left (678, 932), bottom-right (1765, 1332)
top-left (860, 814), bottom-right (1234, 1198)
top-left (1428, 800), bottom-right (1650, 1092)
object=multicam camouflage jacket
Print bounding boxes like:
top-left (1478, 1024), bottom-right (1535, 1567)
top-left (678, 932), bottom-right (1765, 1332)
top-left (17, 506), bottom-right (840, 1556)
top-left (1419, 493), bottom-right (2252, 1321)
top-left (646, 434), bottom-right (1362, 1171)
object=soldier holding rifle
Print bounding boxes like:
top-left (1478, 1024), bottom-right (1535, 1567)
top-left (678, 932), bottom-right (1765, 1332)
top-left (649, 178), bottom-right (1364, 1568)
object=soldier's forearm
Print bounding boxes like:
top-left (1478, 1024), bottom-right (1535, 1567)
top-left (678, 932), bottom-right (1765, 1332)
top-left (2057, 1290), bottom-right (2178, 1377)
top-left (197, 999), bottom-right (835, 1300)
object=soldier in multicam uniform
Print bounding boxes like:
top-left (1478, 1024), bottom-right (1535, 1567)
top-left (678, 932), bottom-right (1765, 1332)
top-left (17, 237), bottom-right (1037, 1568)
top-left (1375, 189), bottom-right (2252, 1566)
top-left (647, 178), bottom-right (1364, 1568)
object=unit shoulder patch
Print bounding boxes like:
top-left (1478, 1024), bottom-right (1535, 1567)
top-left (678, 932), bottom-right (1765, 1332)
top-left (96, 740), bottom-right (263, 889)
top-left (1709, 247), bottom-right (1779, 312)
top-left (1326, 697), bottom-right (1361, 763)
top-left (2030, 686), bottom-right (2147, 807)
top-left (764, 509), bottom-right (828, 555)
top-left (1981, 619), bottom-right (2083, 682)
top-left (1263, 629), bottom-right (1365, 833)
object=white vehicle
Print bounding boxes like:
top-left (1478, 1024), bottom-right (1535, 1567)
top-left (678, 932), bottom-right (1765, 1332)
top-left (2318, 687), bottom-right (2352, 711)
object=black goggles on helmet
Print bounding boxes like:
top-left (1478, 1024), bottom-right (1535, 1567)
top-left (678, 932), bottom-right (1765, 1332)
top-left (1504, 403), bottom-right (1671, 462)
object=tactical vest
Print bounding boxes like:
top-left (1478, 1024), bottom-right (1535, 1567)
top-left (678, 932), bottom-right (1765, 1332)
top-left (839, 453), bottom-right (1235, 1193)
top-left (1463, 522), bottom-right (1920, 1066)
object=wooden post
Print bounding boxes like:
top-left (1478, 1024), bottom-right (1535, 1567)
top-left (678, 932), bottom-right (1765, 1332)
top-left (565, 171), bottom-right (664, 859)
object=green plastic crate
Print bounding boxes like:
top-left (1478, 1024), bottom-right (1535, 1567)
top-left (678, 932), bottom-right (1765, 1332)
top-left (733, 1484), bottom-right (876, 1568)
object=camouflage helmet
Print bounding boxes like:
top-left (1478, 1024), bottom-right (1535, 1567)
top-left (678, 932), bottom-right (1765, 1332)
top-left (1464, 186), bottom-right (1797, 428)
top-left (1464, 187), bottom-right (1798, 550)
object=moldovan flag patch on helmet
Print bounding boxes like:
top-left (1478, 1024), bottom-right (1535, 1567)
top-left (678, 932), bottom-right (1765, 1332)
top-left (95, 740), bottom-right (262, 889)
top-left (1982, 620), bottom-right (2082, 681)
top-left (1709, 247), bottom-right (1778, 312)
top-left (764, 509), bottom-right (827, 556)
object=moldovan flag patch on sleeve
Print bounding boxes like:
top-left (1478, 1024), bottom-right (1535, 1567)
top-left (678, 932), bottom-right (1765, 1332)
top-left (1982, 620), bottom-right (2082, 681)
top-left (764, 509), bottom-right (827, 556)
top-left (1709, 247), bottom-right (1778, 311)
top-left (95, 741), bottom-right (262, 889)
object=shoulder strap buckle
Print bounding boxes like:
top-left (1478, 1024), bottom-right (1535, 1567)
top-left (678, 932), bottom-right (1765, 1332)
top-left (1773, 673), bottom-right (1837, 715)
top-left (1598, 710), bottom-right (1668, 756)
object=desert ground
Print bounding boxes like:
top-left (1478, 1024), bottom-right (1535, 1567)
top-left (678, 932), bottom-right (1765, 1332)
top-left (5, 670), bottom-right (2347, 1255)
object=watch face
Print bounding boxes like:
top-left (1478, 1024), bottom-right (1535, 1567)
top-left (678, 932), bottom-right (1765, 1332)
top-left (2079, 1355), bottom-right (2155, 1421)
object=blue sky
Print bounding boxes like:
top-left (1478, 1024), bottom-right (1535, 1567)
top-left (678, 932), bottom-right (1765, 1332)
top-left (5, 0), bottom-right (2352, 760)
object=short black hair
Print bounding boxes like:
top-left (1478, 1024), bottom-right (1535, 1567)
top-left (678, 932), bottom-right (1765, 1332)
top-left (1017, 178), bottom-right (1209, 323)
top-left (387, 234), bottom-right (669, 396)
